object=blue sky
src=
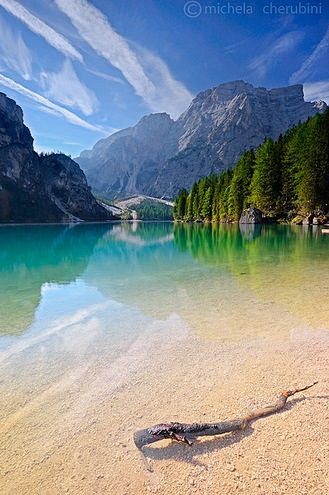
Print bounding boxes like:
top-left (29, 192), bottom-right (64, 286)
top-left (0, 0), bottom-right (328, 156)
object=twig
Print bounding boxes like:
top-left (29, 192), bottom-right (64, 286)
top-left (134, 382), bottom-right (318, 449)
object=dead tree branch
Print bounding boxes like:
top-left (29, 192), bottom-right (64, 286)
top-left (134, 382), bottom-right (318, 449)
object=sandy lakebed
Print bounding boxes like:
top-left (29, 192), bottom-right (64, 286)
top-left (1, 324), bottom-right (329, 495)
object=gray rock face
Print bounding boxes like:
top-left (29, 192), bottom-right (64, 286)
top-left (239, 207), bottom-right (263, 224)
top-left (303, 214), bottom-right (314, 225)
top-left (0, 92), bottom-right (111, 223)
top-left (78, 113), bottom-right (181, 198)
top-left (76, 81), bottom-right (327, 199)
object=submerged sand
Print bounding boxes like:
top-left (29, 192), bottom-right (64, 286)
top-left (1, 322), bottom-right (328, 495)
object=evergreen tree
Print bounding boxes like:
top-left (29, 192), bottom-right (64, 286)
top-left (250, 139), bottom-right (281, 214)
top-left (187, 183), bottom-right (198, 220)
top-left (174, 109), bottom-right (329, 222)
top-left (228, 149), bottom-right (255, 220)
top-left (201, 186), bottom-right (213, 220)
top-left (299, 113), bottom-right (328, 213)
top-left (192, 186), bottom-right (201, 220)
top-left (174, 189), bottom-right (188, 219)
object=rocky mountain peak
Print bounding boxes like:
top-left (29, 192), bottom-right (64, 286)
top-left (0, 92), bottom-right (33, 149)
top-left (136, 112), bottom-right (173, 125)
top-left (132, 112), bottom-right (176, 140)
top-left (0, 93), bottom-right (111, 222)
top-left (0, 92), bottom-right (24, 124)
top-left (76, 81), bottom-right (327, 199)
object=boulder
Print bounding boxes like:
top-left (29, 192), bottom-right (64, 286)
top-left (302, 214), bottom-right (314, 225)
top-left (312, 214), bottom-right (328, 225)
top-left (239, 207), bottom-right (263, 224)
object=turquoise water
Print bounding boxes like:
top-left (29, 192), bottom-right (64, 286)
top-left (0, 221), bottom-right (328, 397)
top-left (0, 222), bottom-right (328, 342)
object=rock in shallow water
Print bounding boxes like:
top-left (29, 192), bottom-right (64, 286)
top-left (239, 207), bottom-right (263, 224)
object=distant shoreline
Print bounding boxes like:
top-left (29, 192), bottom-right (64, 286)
top-left (0, 219), bottom-right (175, 227)
top-left (1, 220), bottom-right (328, 227)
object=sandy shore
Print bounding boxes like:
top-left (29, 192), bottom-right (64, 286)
top-left (1, 321), bottom-right (328, 495)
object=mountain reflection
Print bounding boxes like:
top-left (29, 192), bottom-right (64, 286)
top-left (84, 222), bottom-right (329, 337)
top-left (0, 224), bottom-right (110, 335)
top-left (0, 222), bottom-right (328, 340)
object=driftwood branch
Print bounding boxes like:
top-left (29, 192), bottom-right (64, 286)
top-left (134, 382), bottom-right (318, 449)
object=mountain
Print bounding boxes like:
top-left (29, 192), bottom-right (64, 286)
top-left (77, 112), bottom-right (180, 198)
top-left (76, 81), bottom-right (327, 199)
top-left (174, 108), bottom-right (329, 224)
top-left (0, 92), bottom-right (111, 223)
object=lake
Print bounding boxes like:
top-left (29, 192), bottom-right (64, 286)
top-left (1, 222), bottom-right (328, 494)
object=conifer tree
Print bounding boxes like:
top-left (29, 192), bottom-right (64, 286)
top-left (250, 139), bottom-right (281, 214)
top-left (201, 186), bottom-right (213, 220)
top-left (174, 109), bottom-right (329, 222)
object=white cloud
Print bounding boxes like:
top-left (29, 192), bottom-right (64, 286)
top-left (36, 105), bottom-right (62, 117)
top-left (303, 80), bottom-right (329, 103)
top-left (249, 31), bottom-right (304, 78)
top-left (0, 72), bottom-right (106, 133)
top-left (55, 0), bottom-right (192, 118)
top-left (0, 0), bottom-right (82, 62)
top-left (290, 27), bottom-right (329, 84)
top-left (40, 59), bottom-right (98, 116)
top-left (86, 68), bottom-right (125, 85)
top-left (0, 16), bottom-right (32, 80)
top-left (133, 45), bottom-right (194, 117)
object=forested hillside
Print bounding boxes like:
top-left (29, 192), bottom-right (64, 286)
top-left (174, 109), bottom-right (329, 223)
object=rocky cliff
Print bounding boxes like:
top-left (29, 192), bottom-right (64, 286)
top-left (0, 92), bottom-right (111, 223)
top-left (78, 112), bottom-right (180, 198)
top-left (76, 81), bottom-right (327, 198)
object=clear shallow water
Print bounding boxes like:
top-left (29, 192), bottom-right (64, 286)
top-left (0, 221), bottom-right (328, 403)
top-left (1, 222), bottom-right (328, 494)
top-left (0, 222), bottom-right (329, 400)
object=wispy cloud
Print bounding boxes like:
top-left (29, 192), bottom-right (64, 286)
top-left (290, 27), bottom-right (329, 84)
top-left (133, 45), bottom-right (193, 117)
top-left (303, 80), bottom-right (329, 103)
top-left (249, 31), bottom-right (304, 79)
top-left (40, 59), bottom-right (98, 116)
top-left (86, 68), bottom-right (125, 85)
top-left (0, 16), bottom-right (32, 80)
top-left (55, 0), bottom-right (192, 117)
top-left (0, 0), bottom-right (82, 62)
top-left (0, 72), bottom-right (106, 133)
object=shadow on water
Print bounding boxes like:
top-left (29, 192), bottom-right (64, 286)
top-left (0, 223), bottom-right (112, 335)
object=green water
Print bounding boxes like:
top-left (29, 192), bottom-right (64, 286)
top-left (0, 222), bottom-right (328, 345)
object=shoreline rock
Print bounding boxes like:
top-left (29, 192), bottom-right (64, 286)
top-left (239, 207), bottom-right (263, 224)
